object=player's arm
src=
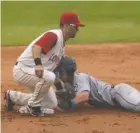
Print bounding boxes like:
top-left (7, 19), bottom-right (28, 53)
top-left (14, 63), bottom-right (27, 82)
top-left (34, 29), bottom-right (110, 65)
top-left (71, 76), bottom-right (90, 107)
top-left (32, 44), bottom-right (43, 78)
top-left (70, 75), bottom-right (91, 108)
top-left (73, 91), bottom-right (89, 104)
top-left (32, 32), bottom-right (57, 78)
top-left (57, 90), bottom-right (89, 110)
top-left (71, 91), bottom-right (89, 108)
top-left (32, 45), bottom-right (42, 59)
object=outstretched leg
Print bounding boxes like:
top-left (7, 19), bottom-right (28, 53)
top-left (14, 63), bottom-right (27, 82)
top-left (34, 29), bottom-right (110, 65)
top-left (6, 86), bottom-right (57, 115)
top-left (13, 66), bottom-right (56, 116)
top-left (8, 90), bottom-right (32, 106)
top-left (111, 83), bottom-right (140, 112)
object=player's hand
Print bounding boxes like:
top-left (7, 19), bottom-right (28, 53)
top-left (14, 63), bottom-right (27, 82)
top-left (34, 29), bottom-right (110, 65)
top-left (35, 65), bottom-right (44, 78)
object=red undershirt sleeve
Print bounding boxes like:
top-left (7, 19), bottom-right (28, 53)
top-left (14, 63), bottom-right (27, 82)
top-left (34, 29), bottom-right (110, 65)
top-left (35, 32), bottom-right (57, 53)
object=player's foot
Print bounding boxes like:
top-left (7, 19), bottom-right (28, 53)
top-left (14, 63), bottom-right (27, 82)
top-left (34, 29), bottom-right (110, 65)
top-left (18, 105), bottom-right (43, 116)
top-left (28, 106), bottom-right (43, 116)
top-left (41, 108), bottom-right (55, 115)
top-left (4, 90), bottom-right (14, 112)
top-left (18, 106), bottom-right (54, 116)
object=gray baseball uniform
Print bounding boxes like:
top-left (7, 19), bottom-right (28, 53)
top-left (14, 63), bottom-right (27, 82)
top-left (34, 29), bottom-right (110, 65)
top-left (72, 72), bottom-right (140, 112)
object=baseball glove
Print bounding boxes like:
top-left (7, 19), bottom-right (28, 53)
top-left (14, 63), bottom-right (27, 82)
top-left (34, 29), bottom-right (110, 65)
top-left (55, 82), bottom-right (76, 110)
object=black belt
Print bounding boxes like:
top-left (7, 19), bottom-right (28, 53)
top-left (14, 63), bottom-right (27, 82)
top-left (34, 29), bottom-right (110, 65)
top-left (15, 61), bottom-right (18, 65)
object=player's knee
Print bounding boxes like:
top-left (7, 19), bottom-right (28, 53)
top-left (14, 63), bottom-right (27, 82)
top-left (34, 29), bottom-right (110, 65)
top-left (48, 72), bottom-right (56, 85)
top-left (44, 72), bottom-right (56, 85)
top-left (114, 83), bottom-right (127, 90)
top-left (113, 83), bottom-right (133, 95)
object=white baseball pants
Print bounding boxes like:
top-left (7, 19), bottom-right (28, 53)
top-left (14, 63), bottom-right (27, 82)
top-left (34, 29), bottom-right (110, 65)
top-left (9, 87), bottom-right (57, 109)
top-left (13, 63), bottom-right (56, 107)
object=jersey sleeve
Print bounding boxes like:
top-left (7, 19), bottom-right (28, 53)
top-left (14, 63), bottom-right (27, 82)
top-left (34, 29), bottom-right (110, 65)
top-left (74, 73), bottom-right (90, 95)
top-left (35, 32), bottom-right (57, 53)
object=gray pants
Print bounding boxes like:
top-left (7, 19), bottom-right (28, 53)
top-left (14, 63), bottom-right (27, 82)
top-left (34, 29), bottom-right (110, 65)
top-left (111, 83), bottom-right (140, 112)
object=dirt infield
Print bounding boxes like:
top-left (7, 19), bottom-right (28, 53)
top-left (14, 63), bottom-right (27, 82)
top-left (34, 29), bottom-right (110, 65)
top-left (1, 43), bottom-right (140, 133)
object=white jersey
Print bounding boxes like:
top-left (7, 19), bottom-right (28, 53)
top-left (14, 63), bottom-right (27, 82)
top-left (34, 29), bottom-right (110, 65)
top-left (72, 72), bottom-right (115, 106)
top-left (17, 29), bottom-right (64, 71)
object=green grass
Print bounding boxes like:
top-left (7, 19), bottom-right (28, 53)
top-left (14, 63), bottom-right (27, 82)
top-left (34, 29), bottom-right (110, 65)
top-left (1, 1), bottom-right (140, 46)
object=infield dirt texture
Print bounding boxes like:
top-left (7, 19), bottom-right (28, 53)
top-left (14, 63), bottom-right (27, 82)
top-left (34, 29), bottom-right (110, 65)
top-left (1, 1), bottom-right (140, 133)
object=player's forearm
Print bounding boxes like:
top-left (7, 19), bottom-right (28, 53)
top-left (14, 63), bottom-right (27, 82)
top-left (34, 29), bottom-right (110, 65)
top-left (73, 91), bottom-right (89, 105)
top-left (32, 45), bottom-right (42, 59)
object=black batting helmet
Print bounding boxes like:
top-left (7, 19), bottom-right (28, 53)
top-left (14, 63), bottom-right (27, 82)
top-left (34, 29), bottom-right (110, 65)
top-left (60, 56), bottom-right (77, 76)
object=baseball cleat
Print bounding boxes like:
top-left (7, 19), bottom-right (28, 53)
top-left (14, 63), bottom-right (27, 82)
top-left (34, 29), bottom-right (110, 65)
top-left (4, 90), bottom-right (14, 112)
top-left (18, 105), bottom-right (43, 116)
top-left (41, 108), bottom-right (55, 115)
top-left (27, 106), bottom-right (43, 116)
top-left (18, 105), bottom-right (54, 116)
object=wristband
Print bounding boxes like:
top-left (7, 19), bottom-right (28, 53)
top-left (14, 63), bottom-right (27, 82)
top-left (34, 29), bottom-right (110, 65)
top-left (34, 58), bottom-right (42, 65)
top-left (71, 99), bottom-right (77, 108)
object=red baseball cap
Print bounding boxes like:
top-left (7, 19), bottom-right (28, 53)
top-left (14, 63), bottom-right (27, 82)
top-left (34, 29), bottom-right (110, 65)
top-left (60, 12), bottom-right (85, 27)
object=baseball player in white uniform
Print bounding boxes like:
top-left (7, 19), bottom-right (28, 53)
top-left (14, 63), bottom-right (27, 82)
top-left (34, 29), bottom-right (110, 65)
top-left (58, 56), bottom-right (140, 112)
top-left (4, 12), bottom-right (85, 116)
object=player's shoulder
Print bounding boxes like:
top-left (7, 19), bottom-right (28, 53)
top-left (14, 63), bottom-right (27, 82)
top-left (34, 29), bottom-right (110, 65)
top-left (74, 72), bottom-right (90, 80)
top-left (75, 71), bottom-right (90, 76)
